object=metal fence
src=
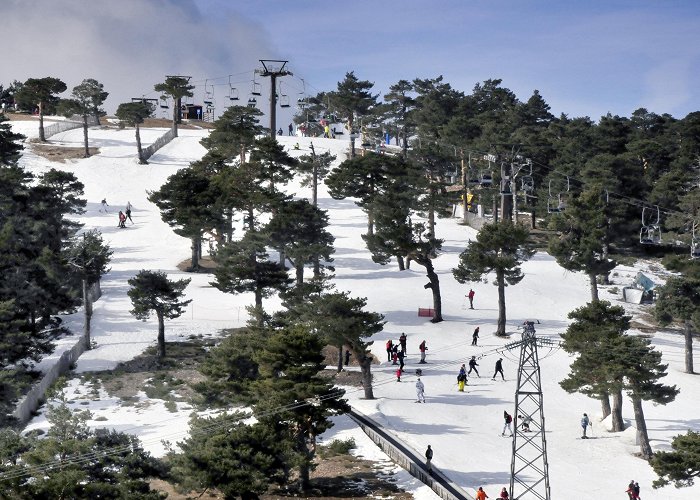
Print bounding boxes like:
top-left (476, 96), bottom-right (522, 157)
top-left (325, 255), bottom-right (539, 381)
top-left (142, 128), bottom-right (176, 161)
top-left (43, 115), bottom-right (99, 139)
top-left (12, 281), bottom-right (102, 425)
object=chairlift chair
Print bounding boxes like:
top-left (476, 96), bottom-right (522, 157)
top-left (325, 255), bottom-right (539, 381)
top-left (639, 206), bottom-right (662, 245)
top-left (251, 76), bottom-right (261, 96)
top-left (228, 87), bottom-right (239, 101)
top-left (247, 97), bottom-right (257, 108)
top-left (479, 172), bottom-right (493, 186)
top-left (547, 177), bottom-right (570, 213)
top-left (521, 175), bottom-right (534, 192)
top-left (203, 80), bottom-right (214, 106)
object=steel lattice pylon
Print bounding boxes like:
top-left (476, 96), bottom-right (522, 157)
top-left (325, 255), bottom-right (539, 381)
top-left (507, 322), bottom-right (556, 500)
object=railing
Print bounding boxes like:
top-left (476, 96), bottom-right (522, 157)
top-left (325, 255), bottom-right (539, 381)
top-left (43, 115), bottom-right (99, 139)
top-left (141, 128), bottom-right (176, 161)
top-left (11, 280), bottom-right (101, 425)
top-left (349, 409), bottom-right (474, 500)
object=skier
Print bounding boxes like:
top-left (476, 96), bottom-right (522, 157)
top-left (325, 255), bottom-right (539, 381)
top-left (581, 413), bottom-right (591, 439)
top-left (118, 211), bottom-right (126, 228)
top-left (416, 377), bottom-right (425, 402)
top-left (344, 349), bottom-right (351, 366)
top-left (467, 288), bottom-right (475, 309)
top-left (468, 356), bottom-right (480, 377)
top-left (457, 364), bottom-right (467, 392)
top-left (499, 486), bottom-right (509, 499)
top-left (399, 332), bottom-right (407, 353)
top-left (492, 358), bottom-right (505, 380)
top-left (475, 486), bottom-right (489, 500)
top-left (472, 326), bottom-right (480, 346)
top-left (100, 198), bottom-right (109, 213)
top-left (125, 201), bottom-right (134, 224)
top-left (519, 414), bottom-right (532, 432)
top-left (425, 444), bottom-right (433, 472)
top-left (502, 411), bottom-right (513, 437)
top-left (288, 122), bottom-right (293, 136)
top-left (397, 348), bottom-right (405, 372)
top-left (386, 339), bottom-right (393, 362)
top-left (419, 340), bottom-right (428, 364)
top-left (396, 367), bottom-right (402, 382)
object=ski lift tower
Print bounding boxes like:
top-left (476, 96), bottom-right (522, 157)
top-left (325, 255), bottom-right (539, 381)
top-left (505, 320), bottom-right (558, 500)
top-left (258, 59), bottom-right (292, 140)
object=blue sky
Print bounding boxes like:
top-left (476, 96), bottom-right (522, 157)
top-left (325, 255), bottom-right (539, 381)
top-left (3, 0), bottom-right (699, 120)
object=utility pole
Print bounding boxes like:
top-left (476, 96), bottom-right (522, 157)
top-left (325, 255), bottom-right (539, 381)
top-left (258, 60), bottom-right (292, 140)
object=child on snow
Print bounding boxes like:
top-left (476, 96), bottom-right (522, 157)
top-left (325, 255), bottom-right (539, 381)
top-left (502, 411), bottom-right (513, 437)
top-left (396, 368), bottom-right (402, 382)
top-left (499, 486), bottom-right (509, 499)
top-left (416, 377), bottom-right (425, 402)
top-left (581, 413), bottom-right (591, 439)
top-left (457, 364), bottom-right (467, 392)
top-left (118, 211), bottom-right (126, 228)
top-left (419, 340), bottom-right (428, 363)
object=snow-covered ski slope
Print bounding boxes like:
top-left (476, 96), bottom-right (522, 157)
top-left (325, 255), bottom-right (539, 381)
top-left (13, 119), bottom-right (700, 499)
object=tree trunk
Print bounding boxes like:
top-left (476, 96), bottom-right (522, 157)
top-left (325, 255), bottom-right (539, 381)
top-left (157, 310), bottom-right (166, 358)
top-left (396, 256), bottom-right (405, 271)
top-left (135, 124), bottom-right (147, 164)
top-left (190, 236), bottom-right (200, 271)
top-left (631, 395), bottom-right (653, 459)
top-left (298, 435), bottom-right (311, 491)
top-left (611, 388), bottom-right (624, 432)
top-left (493, 196), bottom-right (499, 224)
top-left (600, 392), bottom-right (611, 419)
top-left (358, 354), bottom-right (375, 399)
top-left (254, 286), bottom-right (263, 310)
top-left (311, 144), bottom-right (319, 207)
top-left (600, 241), bottom-right (611, 285)
top-left (684, 320), bottom-right (695, 374)
top-left (337, 344), bottom-right (343, 373)
top-left (82, 278), bottom-right (92, 350)
top-left (226, 209), bottom-right (234, 242)
top-left (416, 257), bottom-right (442, 323)
top-left (496, 269), bottom-right (507, 336)
top-left (366, 209), bottom-right (374, 236)
top-left (82, 115), bottom-right (89, 157)
top-left (171, 100), bottom-right (178, 137)
top-left (296, 263), bottom-right (304, 286)
top-left (589, 272), bottom-right (599, 302)
top-left (531, 209), bottom-right (536, 229)
top-left (38, 102), bottom-right (46, 142)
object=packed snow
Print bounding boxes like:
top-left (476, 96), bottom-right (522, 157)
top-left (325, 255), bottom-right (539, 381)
top-left (12, 117), bottom-right (700, 499)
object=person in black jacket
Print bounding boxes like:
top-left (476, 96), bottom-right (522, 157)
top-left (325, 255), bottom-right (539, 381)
top-left (468, 356), bottom-right (480, 377)
top-left (492, 358), bottom-right (505, 380)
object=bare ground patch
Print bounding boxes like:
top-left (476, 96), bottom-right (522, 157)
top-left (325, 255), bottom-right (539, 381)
top-left (30, 142), bottom-right (100, 162)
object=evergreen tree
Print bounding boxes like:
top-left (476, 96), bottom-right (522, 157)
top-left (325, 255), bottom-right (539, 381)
top-left (171, 414), bottom-right (291, 499)
top-left (249, 136), bottom-right (298, 195)
top-left (115, 101), bottom-right (153, 164)
top-left (253, 325), bottom-right (348, 490)
top-left (211, 231), bottom-right (292, 318)
top-left (154, 76), bottom-right (194, 137)
top-left (57, 78), bottom-right (108, 157)
top-left (148, 165), bottom-right (223, 270)
top-left (127, 270), bottom-right (192, 358)
top-left (655, 274), bottom-right (700, 374)
top-left (297, 145), bottom-right (335, 206)
top-left (0, 113), bottom-right (24, 166)
top-left (651, 430), bottom-right (700, 489)
top-left (264, 199), bottom-right (335, 284)
top-left (201, 104), bottom-right (265, 163)
top-left (549, 186), bottom-right (617, 301)
top-left (383, 79), bottom-right (416, 156)
top-left (14, 77), bottom-right (67, 141)
top-left (327, 71), bottom-right (378, 157)
top-left (453, 221), bottom-right (534, 336)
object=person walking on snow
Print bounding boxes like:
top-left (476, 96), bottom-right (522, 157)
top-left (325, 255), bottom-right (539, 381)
top-left (467, 288), bottom-right (475, 309)
top-left (472, 326), bottom-right (480, 346)
top-left (118, 211), bottom-right (126, 228)
top-left (100, 198), bottom-right (109, 213)
top-left (457, 364), bottom-right (467, 392)
top-left (425, 444), bottom-right (433, 472)
top-left (468, 356), bottom-right (480, 377)
top-left (397, 348), bottom-right (405, 372)
top-left (492, 358), bottom-right (505, 380)
top-left (288, 123), bottom-right (293, 136)
top-left (581, 413), bottom-right (591, 439)
top-left (476, 486), bottom-right (489, 500)
top-left (395, 368), bottom-right (402, 382)
top-left (399, 332), bottom-right (407, 354)
top-left (419, 340), bottom-right (428, 363)
top-left (626, 480), bottom-right (640, 499)
top-left (502, 411), bottom-right (513, 437)
top-left (125, 201), bottom-right (134, 224)
top-left (499, 486), bottom-right (509, 499)
top-left (386, 339), bottom-right (393, 362)
top-left (416, 377), bottom-right (425, 402)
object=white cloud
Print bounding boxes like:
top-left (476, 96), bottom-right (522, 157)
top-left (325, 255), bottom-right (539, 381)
top-left (1, 0), bottom-right (274, 113)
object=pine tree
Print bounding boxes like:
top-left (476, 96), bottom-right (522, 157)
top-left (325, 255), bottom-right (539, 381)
top-left (14, 77), bottom-right (67, 141)
top-left (115, 101), bottom-right (153, 164)
top-left (154, 76), bottom-right (194, 137)
top-left (651, 430), bottom-right (700, 489)
top-left (264, 199), bottom-right (335, 284)
top-left (383, 79), bottom-right (416, 156)
top-left (655, 274), bottom-right (700, 374)
top-left (453, 221), bottom-right (534, 336)
top-left (249, 136), bottom-right (298, 195)
top-left (57, 78), bottom-right (108, 157)
top-left (200, 104), bottom-right (264, 163)
top-left (297, 145), bottom-right (335, 207)
top-left (127, 270), bottom-right (192, 358)
top-left (327, 71), bottom-right (378, 157)
top-left (0, 113), bottom-right (24, 166)
top-left (253, 325), bottom-right (348, 490)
